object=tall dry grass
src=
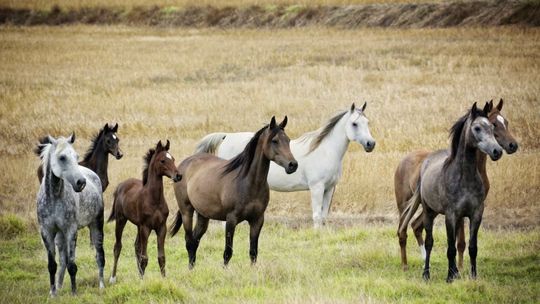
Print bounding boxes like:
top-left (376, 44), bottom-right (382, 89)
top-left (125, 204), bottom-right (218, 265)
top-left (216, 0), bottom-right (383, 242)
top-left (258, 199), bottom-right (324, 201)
top-left (0, 26), bottom-right (539, 227)
top-left (0, 0), bottom-right (450, 10)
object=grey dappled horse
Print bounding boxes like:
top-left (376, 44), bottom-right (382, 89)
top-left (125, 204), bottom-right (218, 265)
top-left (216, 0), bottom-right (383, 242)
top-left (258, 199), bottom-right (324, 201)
top-left (36, 134), bottom-right (105, 296)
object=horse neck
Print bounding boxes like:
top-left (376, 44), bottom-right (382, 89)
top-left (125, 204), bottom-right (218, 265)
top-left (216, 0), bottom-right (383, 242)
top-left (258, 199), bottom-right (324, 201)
top-left (44, 151), bottom-right (64, 198)
top-left (317, 115), bottom-right (350, 160)
top-left (450, 122), bottom-right (479, 177)
top-left (242, 137), bottom-right (270, 188)
top-left (82, 137), bottom-right (109, 179)
top-left (145, 163), bottom-right (165, 203)
top-left (476, 150), bottom-right (490, 193)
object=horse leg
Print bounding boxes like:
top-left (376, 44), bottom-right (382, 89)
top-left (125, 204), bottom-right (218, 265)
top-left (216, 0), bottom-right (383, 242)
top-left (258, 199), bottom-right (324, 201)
top-left (249, 215), bottom-right (265, 265)
top-left (397, 212), bottom-right (409, 271)
top-left (469, 208), bottom-right (484, 280)
top-left (136, 226), bottom-right (150, 278)
top-left (65, 228), bottom-right (78, 295)
top-left (89, 218), bottom-right (105, 289)
top-left (321, 186), bottom-right (335, 225)
top-left (309, 183), bottom-right (325, 228)
top-left (110, 217), bottom-right (127, 284)
top-left (445, 213), bottom-right (460, 283)
top-left (411, 212), bottom-right (426, 261)
top-left (456, 218), bottom-right (466, 270)
top-left (223, 214), bottom-right (238, 266)
top-left (157, 224), bottom-right (167, 277)
top-left (422, 208), bottom-right (436, 281)
top-left (55, 233), bottom-right (67, 290)
top-left (181, 208), bottom-right (197, 269)
top-left (41, 229), bottom-right (58, 297)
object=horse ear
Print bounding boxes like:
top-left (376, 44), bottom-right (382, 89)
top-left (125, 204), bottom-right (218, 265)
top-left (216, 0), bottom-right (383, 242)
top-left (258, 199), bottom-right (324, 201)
top-left (47, 135), bottom-right (57, 145)
top-left (164, 140), bottom-right (170, 150)
top-left (104, 123), bottom-right (109, 131)
top-left (482, 102), bottom-right (490, 116)
top-left (350, 103), bottom-right (356, 112)
top-left (471, 102), bottom-right (478, 118)
top-left (361, 102), bottom-right (367, 112)
top-left (112, 123), bottom-right (118, 132)
top-left (270, 116), bottom-right (277, 129)
top-left (157, 140), bottom-right (163, 150)
top-left (279, 116), bottom-right (288, 129)
top-left (497, 98), bottom-right (504, 111)
top-left (68, 132), bottom-right (76, 144)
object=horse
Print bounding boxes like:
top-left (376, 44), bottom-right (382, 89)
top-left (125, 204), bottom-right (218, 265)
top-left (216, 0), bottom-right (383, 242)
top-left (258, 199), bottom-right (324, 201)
top-left (35, 133), bottom-right (104, 296)
top-left (108, 140), bottom-right (181, 282)
top-left (395, 99), bottom-right (518, 271)
top-left (194, 103), bottom-right (375, 228)
top-left (36, 123), bottom-right (123, 192)
top-left (399, 102), bottom-right (503, 282)
top-left (170, 116), bottom-right (297, 268)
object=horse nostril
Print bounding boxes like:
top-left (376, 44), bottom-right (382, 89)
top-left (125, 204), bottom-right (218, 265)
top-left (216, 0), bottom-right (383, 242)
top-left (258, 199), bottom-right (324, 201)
top-left (288, 162), bottom-right (298, 171)
top-left (76, 178), bottom-right (86, 190)
top-left (509, 143), bottom-right (518, 151)
top-left (493, 149), bottom-right (501, 158)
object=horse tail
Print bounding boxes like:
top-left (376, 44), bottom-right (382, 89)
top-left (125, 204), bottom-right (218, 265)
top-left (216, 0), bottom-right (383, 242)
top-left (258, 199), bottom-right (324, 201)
top-left (398, 182), bottom-right (422, 236)
top-left (107, 186), bottom-right (120, 223)
top-left (194, 133), bottom-right (227, 154)
top-left (169, 211), bottom-right (183, 237)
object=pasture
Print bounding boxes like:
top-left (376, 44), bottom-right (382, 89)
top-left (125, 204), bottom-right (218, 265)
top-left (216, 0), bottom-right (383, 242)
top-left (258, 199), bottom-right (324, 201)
top-left (0, 24), bottom-right (539, 303)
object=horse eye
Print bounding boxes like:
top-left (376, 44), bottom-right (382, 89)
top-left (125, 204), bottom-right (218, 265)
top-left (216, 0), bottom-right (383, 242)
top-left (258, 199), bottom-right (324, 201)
top-left (160, 159), bottom-right (165, 164)
top-left (272, 139), bottom-right (278, 144)
top-left (59, 156), bottom-right (66, 162)
top-left (474, 126), bottom-right (481, 132)
top-left (352, 123), bottom-right (358, 127)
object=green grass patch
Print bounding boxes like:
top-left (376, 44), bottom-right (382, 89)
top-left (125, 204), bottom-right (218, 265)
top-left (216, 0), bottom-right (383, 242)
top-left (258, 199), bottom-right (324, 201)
top-left (0, 222), bottom-right (537, 303)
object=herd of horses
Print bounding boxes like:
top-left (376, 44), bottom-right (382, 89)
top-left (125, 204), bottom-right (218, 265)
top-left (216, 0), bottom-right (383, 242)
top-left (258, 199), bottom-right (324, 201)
top-left (34, 100), bottom-right (518, 296)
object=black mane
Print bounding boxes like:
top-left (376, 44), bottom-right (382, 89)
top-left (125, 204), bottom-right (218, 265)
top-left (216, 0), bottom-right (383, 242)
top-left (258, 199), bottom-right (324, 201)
top-left (444, 107), bottom-right (486, 167)
top-left (142, 148), bottom-right (156, 185)
top-left (82, 126), bottom-right (107, 163)
top-left (221, 124), bottom-right (275, 178)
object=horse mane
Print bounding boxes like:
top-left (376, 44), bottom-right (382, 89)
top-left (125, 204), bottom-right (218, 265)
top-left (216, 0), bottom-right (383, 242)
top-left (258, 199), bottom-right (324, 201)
top-left (444, 107), bottom-right (485, 167)
top-left (142, 148), bottom-right (156, 185)
top-left (299, 111), bottom-right (347, 154)
top-left (221, 124), bottom-right (271, 178)
top-left (82, 126), bottom-right (106, 163)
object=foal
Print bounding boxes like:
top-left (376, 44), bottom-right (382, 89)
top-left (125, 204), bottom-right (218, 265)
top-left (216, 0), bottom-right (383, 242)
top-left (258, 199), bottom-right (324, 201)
top-left (108, 140), bottom-right (181, 282)
top-left (395, 99), bottom-right (518, 270)
top-left (399, 102), bottom-right (503, 282)
top-left (170, 116), bottom-right (297, 268)
top-left (36, 134), bottom-right (104, 296)
top-left (37, 123), bottom-right (123, 191)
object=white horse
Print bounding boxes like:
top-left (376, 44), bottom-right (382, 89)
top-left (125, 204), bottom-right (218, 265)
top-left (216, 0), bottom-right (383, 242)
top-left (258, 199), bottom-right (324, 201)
top-left (196, 103), bottom-right (376, 227)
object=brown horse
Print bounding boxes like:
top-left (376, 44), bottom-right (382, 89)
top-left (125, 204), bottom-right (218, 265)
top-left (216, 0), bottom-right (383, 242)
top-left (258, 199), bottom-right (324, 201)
top-left (395, 99), bottom-right (518, 271)
top-left (108, 140), bottom-right (181, 282)
top-left (170, 116), bottom-right (298, 268)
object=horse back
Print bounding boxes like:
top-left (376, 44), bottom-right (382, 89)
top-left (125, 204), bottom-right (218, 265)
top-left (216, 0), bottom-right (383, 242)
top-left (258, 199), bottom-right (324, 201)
top-left (394, 150), bottom-right (430, 213)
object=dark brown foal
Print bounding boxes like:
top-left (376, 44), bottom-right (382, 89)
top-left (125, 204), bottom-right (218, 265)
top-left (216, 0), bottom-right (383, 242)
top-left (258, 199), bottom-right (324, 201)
top-left (108, 140), bottom-right (181, 282)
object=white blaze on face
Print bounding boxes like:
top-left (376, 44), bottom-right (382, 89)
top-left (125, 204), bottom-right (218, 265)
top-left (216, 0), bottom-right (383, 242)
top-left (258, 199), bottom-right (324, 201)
top-left (166, 152), bottom-right (172, 160)
top-left (112, 134), bottom-right (117, 140)
top-left (497, 115), bottom-right (506, 129)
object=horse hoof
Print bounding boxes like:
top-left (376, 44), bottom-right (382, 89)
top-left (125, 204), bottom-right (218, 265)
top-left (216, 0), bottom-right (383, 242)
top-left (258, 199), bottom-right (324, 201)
top-left (402, 264), bottom-right (409, 271)
top-left (109, 276), bottom-right (116, 284)
top-left (49, 290), bottom-right (57, 297)
top-left (99, 280), bottom-right (105, 289)
top-left (422, 271), bottom-right (430, 281)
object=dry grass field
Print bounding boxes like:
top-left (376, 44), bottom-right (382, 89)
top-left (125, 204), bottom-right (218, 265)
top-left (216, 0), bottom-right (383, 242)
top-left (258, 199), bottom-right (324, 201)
top-left (0, 24), bottom-right (539, 303)
top-left (1, 26), bottom-right (539, 227)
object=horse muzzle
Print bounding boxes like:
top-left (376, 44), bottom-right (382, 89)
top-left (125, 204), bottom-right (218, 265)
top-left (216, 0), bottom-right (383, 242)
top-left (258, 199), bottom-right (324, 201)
top-left (285, 161), bottom-right (298, 174)
top-left (489, 148), bottom-right (503, 161)
top-left (74, 178), bottom-right (86, 192)
top-left (172, 173), bottom-right (182, 182)
top-left (364, 140), bottom-right (376, 153)
top-left (115, 150), bottom-right (124, 160)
